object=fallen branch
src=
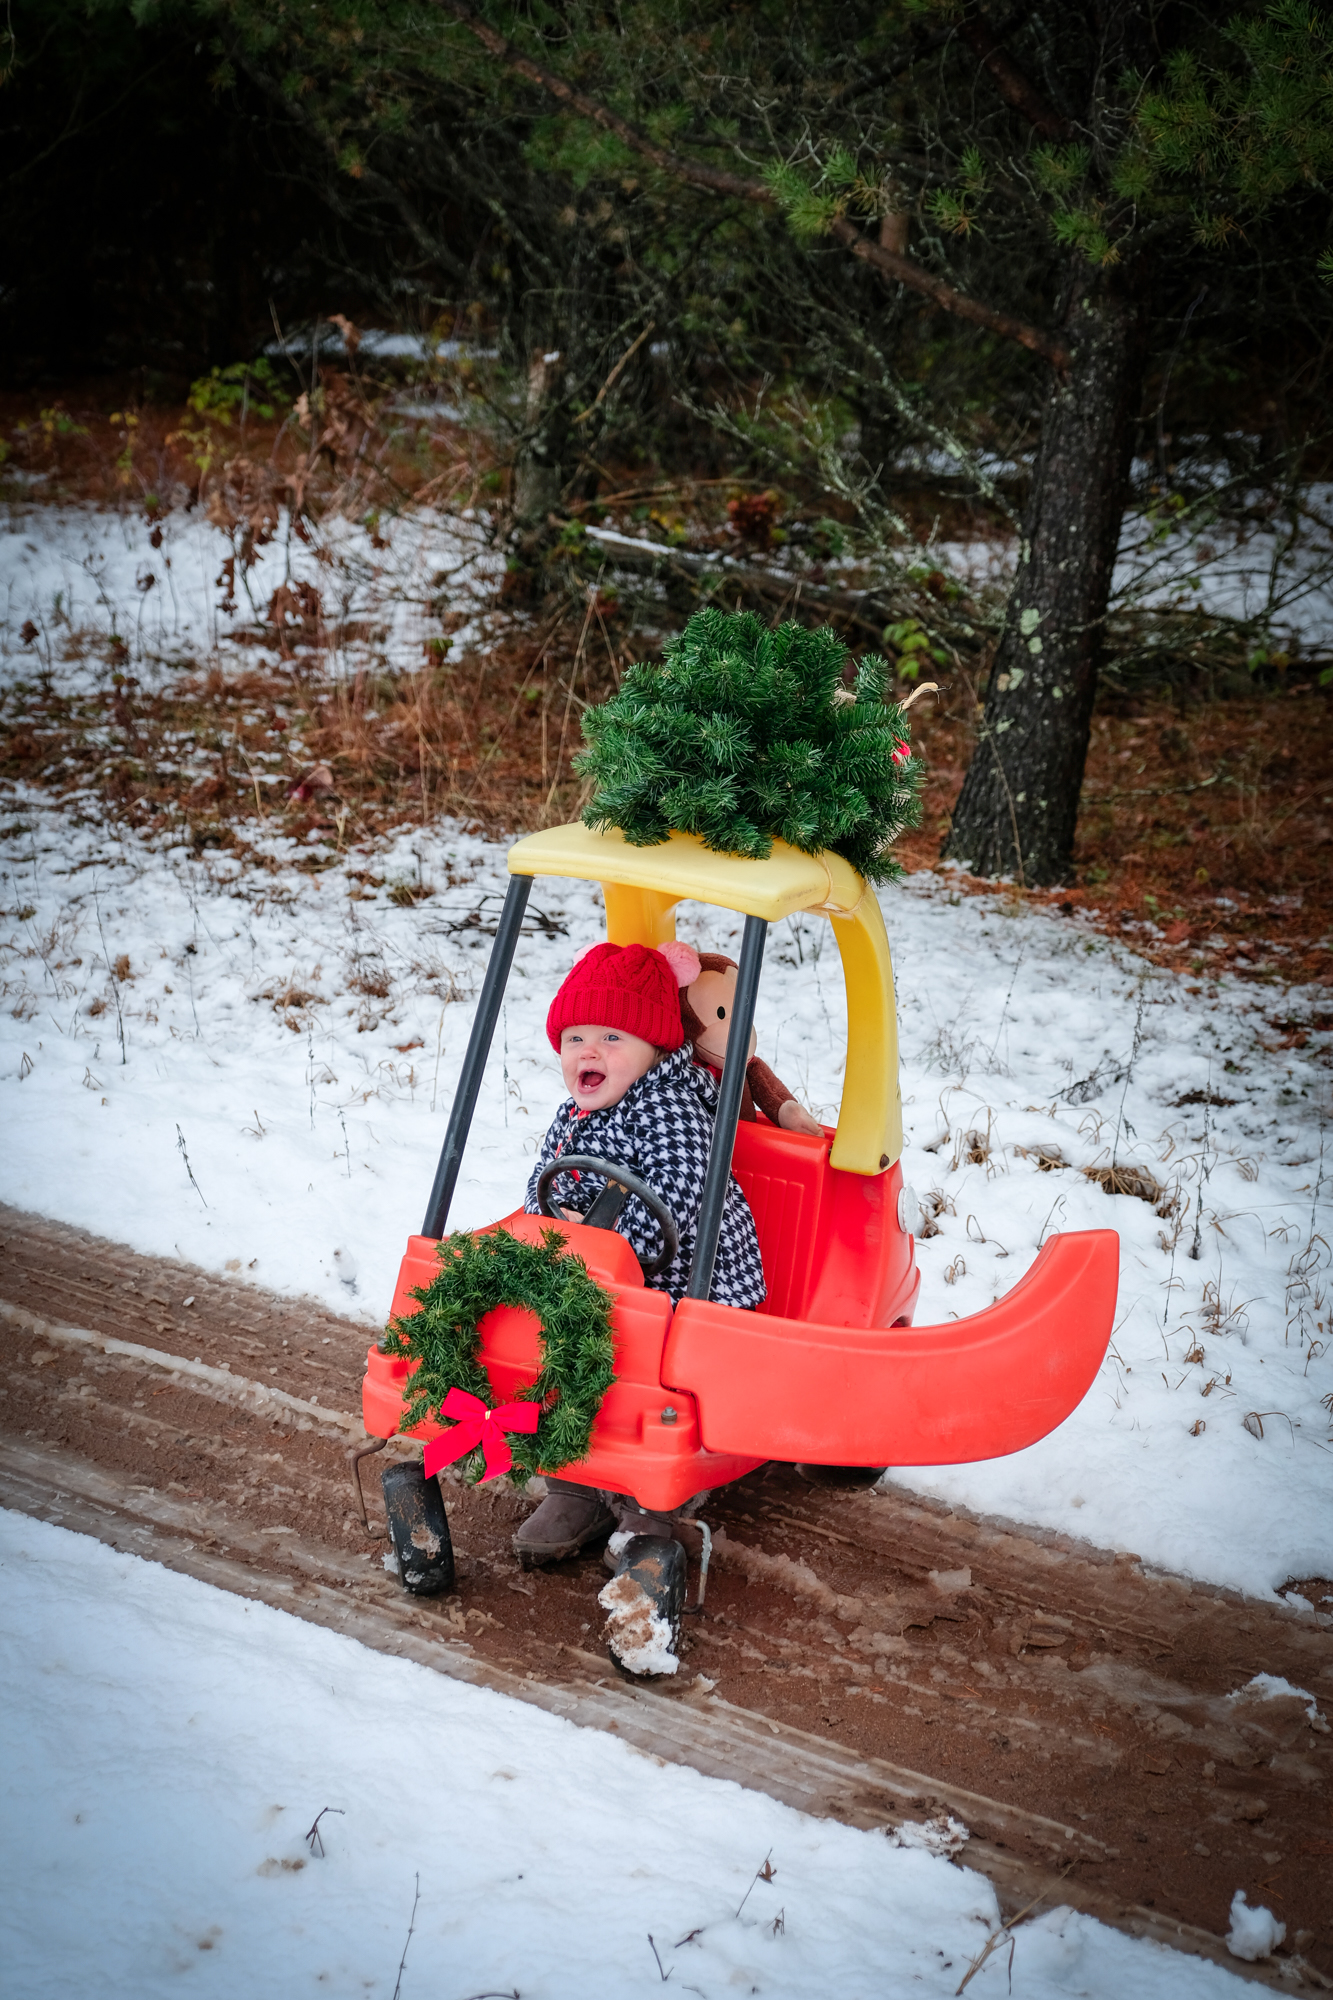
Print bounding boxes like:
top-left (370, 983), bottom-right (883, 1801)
top-left (1084, 770), bottom-right (1224, 805)
top-left (581, 525), bottom-right (979, 645)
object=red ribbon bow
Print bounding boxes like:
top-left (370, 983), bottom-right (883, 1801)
top-left (890, 737), bottom-right (912, 766)
top-left (422, 1386), bottom-right (540, 1483)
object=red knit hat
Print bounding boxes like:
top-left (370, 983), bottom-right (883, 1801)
top-left (546, 940), bottom-right (701, 1052)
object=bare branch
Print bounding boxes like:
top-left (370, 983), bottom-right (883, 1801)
top-left (433, 0), bottom-right (1067, 368)
top-left (826, 215), bottom-right (1065, 363)
top-left (960, 15), bottom-right (1074, 141)
top-left (829, 23), bottom-right (958, 106)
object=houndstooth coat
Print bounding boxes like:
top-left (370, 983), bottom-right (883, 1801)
top-left (524, 1045), bottom-right (766, 1308)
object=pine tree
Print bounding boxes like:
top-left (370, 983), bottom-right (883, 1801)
top-left (575, 609), bottom-right (923, 884)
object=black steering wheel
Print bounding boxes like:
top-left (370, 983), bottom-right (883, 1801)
top-left (534, 1154), bottom-right (680, 1279)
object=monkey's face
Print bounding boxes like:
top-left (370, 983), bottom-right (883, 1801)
top-left (684, 964), bottom-right (757, 1067)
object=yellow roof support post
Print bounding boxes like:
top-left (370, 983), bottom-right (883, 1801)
top-left (507, 823), bottom-right (903, 1175)
top-left (826, 892), bottom-right (902, 1173)
top-left (602, 882), bottom-right (680, 950)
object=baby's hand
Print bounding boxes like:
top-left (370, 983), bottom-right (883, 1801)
top-left (777, 1098), bottom-right (824, 1137)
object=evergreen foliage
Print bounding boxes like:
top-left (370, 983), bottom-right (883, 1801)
top-left (575, 609), bottom-right (923, 884)
top-left (380, 1227), bottom-right (617, 1486)
top-left (767, 2), bottom-right (1333, 277)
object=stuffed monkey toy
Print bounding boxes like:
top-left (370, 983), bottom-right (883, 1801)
top-left (680, 953), bottom-right (824, 1136)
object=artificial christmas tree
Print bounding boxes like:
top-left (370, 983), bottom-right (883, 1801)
top-left (576, 608), bottom-right (923, 884)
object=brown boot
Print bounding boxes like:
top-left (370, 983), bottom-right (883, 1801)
top-left (513, 1478), bottom-right (616, 1568)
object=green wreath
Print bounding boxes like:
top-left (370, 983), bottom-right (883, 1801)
top-left (379, 1226), bottom-right (618, 1486)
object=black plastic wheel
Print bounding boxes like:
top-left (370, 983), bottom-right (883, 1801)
top-left (382, 1459), bottom-right (456, 1596)
top-left (795, 1463), bottom-right (888, 1489)
top-left (602, 1533), bottom-right (687, 1678)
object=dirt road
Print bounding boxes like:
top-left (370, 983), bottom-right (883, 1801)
top-left (2, 1202), bottom-right (1330, 1990)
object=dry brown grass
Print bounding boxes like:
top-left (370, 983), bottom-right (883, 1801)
top-left (1080, 1163), bottom-right (1165, 1205)
top-left (0, 581), bottom-right (639, 868)
top-left (898, 677), bottom-right (1333, 989)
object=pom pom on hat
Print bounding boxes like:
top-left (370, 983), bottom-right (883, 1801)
top-left (546, 941), bottom-right (698, 1051)
top-left (658, 939), bottom-right (702, 985)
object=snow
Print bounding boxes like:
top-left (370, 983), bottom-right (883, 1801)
top-left (1225, 1891), bottom-right (1286, 1963)
top-left (0, 500), bottom-right (502, 688)
top-left (2, 785), bottom-right (1328, 1603)
top-left (1229, 1675), bottom-right (1329, 1730)
top-left (880, 445), bottom-right (1333, 657)
top-left (1, 496), bottom-right (1325, 2000)
top-left (598, 1567), bottom-right (681, 1675)
top-left (0, 1507), bottom-right (1253, 1998)
top-left (590, 482), bottom-right (1333, 657)
top-left (928, 1567), bottom-right (973, 1595)
top-left (265, 328), bottom-right (500, 361)
top-left (888, 1814), bottom-right (971, 1858)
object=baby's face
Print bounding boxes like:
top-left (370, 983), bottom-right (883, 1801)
top-left (559, 1023), bottom-right (658, 1112)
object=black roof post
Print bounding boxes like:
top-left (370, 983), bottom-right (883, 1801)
top-left (685, 911), bottom-right (767, 1301)
top-left (421, 873), bottom-right (532, 1238)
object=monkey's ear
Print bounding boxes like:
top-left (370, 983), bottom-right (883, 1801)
top-left (657, 940), bottom-right (702, 986)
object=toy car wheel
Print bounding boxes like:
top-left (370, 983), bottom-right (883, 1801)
top-left (599, 1534), bottom-right (687, 1679)
top-left (382, 1459), bottom-right (456, 1596)
top-left (796, 1464), bottom-right (887, 1489)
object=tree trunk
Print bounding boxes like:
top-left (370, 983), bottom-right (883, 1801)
top-left (943, 273), bottom-right (1145, 885)
top-left (510, 347), bottom-right (571, 560)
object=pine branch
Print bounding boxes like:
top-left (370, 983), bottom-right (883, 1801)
top-left (431, 0), bottom-right (1069, 368)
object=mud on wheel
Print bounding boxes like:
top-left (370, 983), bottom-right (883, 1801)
top-left (382, 1460), bottom-right (455, 1596)
top-left (599, 1534), bottom-right (687, 1679)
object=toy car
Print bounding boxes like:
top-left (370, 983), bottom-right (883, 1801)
top-left (356, 823), bottom-right (1118, 1657)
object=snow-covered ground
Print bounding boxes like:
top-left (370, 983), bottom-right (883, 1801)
top-left (0, 1508), bottom-right (1256, 1998)
top-left (1, 496), bottom-right (1330, 1589)
top-left (1, 499), bottom-right (502, 687)
top-left (943, 487), bottom-right (1333, 655)
top-left (891, 451), bottom-right (1333, 655)
top-left (595, 477), bottom-right (1333, 657)
top-left (4, 470), bottom-right (1332, 700)
top-left (1, 789), bottom-right (1329, 1602)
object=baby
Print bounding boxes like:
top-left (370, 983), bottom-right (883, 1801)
top-left (515, 939), bottom-right (765, 1567)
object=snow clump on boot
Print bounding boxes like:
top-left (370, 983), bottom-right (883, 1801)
top-left (598, 1570), bottom-right (679, 1676)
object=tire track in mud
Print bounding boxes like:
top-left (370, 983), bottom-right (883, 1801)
top-left (1, 1203), bottom-right (1330, 1989)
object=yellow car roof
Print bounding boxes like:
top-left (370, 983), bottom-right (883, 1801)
top-left (508, 822), bottom-right (867, 919)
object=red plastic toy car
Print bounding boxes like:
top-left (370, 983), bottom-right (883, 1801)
top-left (356, 823), bottom-right (1118, 1666)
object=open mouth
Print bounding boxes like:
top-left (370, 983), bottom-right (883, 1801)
top-left (577, 1067), bottom-right (607, 1093)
